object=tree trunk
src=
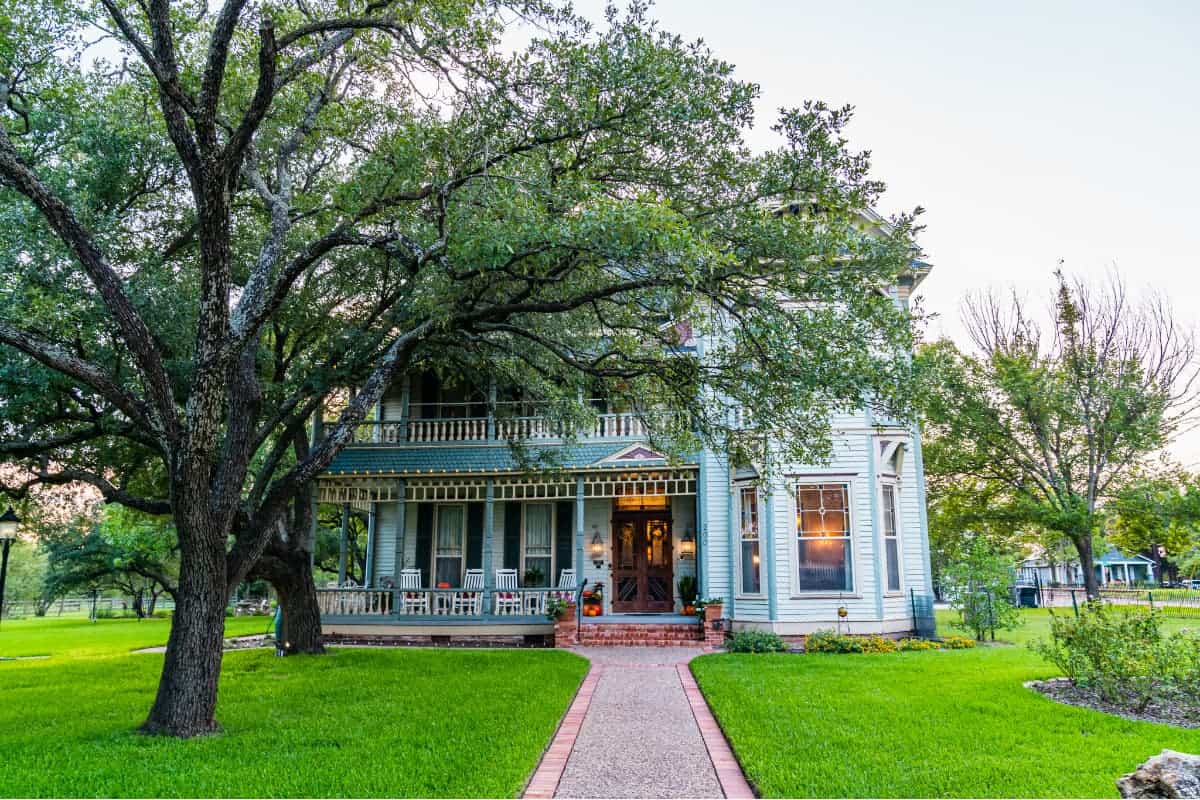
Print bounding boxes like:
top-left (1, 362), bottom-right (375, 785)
top-left (274, 549), bottom-right (325, 655)
top-left (1075, 534), bottom-right (1100, 601)
top-left (252, 542), bottom-right (325, 655)
top-left (140, 540), bottom-right (228, 737)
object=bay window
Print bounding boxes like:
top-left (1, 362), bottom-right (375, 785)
top-left (795, 483), bottom-right (853, 591)
top-left (882, 484), bottom-right (901, 592)
top-left (738, 486), bottom-right (761, 595)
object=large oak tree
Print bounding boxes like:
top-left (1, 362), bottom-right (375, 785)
top-left (0, 0), bottom-right (921, 735)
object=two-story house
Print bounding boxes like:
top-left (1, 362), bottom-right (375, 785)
top-left (314, 261), bottom-right (936, 646)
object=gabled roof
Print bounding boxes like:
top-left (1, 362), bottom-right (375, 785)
top-left (324, 442), bottom-right (695, 477)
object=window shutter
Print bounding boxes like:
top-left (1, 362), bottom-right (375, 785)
top-left (503, 502), bottom-right (522, 571)
top-left (466, 503), bottom-right (483, 570)
top-left (415, 504), bottom-right (434, 586)
top-left (555, 501), bottom-right (574, 581)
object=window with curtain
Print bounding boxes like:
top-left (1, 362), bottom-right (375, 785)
top-left (795, 483), bottom-right (853, 591)
top-left (739, 486), bottom-right (761, 595)
top-left (882, 484), bottom-right (901, 592)
top-left (434, 505), bottom-right (465, 586)
top-left (523, 503), bottom-right (553, 586)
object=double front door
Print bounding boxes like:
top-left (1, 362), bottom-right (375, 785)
top-left (611, 514), bottom-right (674, 612)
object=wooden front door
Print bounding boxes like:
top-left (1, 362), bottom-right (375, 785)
top-left (611, 514), bottom-right (674, 612)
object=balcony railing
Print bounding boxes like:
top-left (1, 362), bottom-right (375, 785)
top-left (341, 404), bottom-right (666, 445)
top-left (316, 587), bottom-right (574, 619)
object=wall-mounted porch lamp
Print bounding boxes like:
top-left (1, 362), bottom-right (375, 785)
top-left (679, 527), bottom-right (696, 560)
top-left (590, 529), bottom-right (605, 568)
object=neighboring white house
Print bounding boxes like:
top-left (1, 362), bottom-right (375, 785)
top-left (1019, 546), bottom-right (1157, 587)
top-left (314, 241), bottom-right (935, 644)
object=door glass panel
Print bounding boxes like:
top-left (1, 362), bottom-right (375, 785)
top-left (647, 521), bottom-right (669, 567)
top-left (617, 523), bottom-right (636, 569)
top-left (647, 576), bottom-right (669, 601)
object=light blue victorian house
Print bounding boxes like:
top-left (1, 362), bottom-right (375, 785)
top-left (315, 261), bottom-right (936, 645)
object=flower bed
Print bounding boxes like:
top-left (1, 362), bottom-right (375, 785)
top-left (804, 630), bottom-right (976, 654)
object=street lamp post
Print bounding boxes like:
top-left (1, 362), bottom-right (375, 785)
top-left (0, 506), bottom-right (22, 628)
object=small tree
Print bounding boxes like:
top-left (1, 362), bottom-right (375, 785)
top-left (41, 508), bottom-right (177, 616)
top-left (920, 271), bottom-right (1199, 600)
top-left (941, 537), bottom-right (1022, 641)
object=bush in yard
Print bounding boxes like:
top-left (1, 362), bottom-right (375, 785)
top-left (1032, 605), bottom-right (1200, 712)
top-left (860, 636), bottom-right (898, 653)
top-left (941, 537), bottom-right (1022, 641)
top-left (726, 631), bottom-right (788, 653)
top-left (898, 638), bottom-right (941, 651)
top-left (805, 629), bottom-right (860, 653)
top-left (806, 630), bottom-right (898, 653)
top-left (940, 635), bottom-right (976, 649)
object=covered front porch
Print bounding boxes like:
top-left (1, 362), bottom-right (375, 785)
top-left (315, 457), bottom-right (701, 636)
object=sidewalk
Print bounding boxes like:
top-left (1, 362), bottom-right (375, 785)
top-left (525, 647), bottom-right (754, 799)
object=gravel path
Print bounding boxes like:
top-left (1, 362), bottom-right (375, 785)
top-left (553, 647), bottom-right (724, 799)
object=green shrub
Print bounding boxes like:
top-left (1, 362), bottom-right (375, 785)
top-left (898, 637), bottom-right (941, 651)
top-left (1032, 605), bottom-right (1200, 711)
top-left (726, 630), bottom-right (788, 653)
top-left (941, 635), bottom-right (976, 649)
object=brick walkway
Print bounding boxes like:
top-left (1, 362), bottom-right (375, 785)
top-left (523, 647), bottom-right (754, 799)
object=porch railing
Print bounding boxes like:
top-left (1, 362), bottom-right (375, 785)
top-left (315, 588), bottom-right (393, 616)
top-left (318, 586), bottom-right (576, 619)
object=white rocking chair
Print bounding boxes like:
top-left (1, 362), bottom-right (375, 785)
top-left (494, 569), bottom-right (523, 615)
top-left (398, 569), bottom-right (430, 615)
top-left (453, 569), bottom-right (484, 615)
top-left (554, 568), bottom-right (577, 602)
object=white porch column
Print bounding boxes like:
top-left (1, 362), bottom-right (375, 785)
top-left (363, 504), bottom-right (377, 587)
top-left (392, 479), bottom-right (407, 580)
top-left (575, 476), bottom-right (585, 579)
top-left (483, 479), bottom-right (495, 593)
top-left (337, 503), bottom-right (350, 585)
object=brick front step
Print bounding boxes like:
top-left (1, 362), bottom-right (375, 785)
top-left (576, 622), bottom-right (705, 647)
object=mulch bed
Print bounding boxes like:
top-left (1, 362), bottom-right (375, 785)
top-left (1027, 677), bottom-right (1200, 728)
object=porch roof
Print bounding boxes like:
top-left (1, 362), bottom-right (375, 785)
top-left (324, 441), bottom-right (697, 477)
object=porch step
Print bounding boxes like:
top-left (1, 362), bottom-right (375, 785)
top-left (577, 622), bottom-right (704, 647)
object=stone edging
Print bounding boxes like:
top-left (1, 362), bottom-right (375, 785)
top-left (677, 663), bottom-right (756, 799)
top-left (522, 664), bottom-right (603, 798)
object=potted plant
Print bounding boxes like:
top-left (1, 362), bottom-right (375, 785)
top-left (545, 597), bottom-right (574, 621)
top-left (522, 566), bottom-right (545, 587)
top-left (678, 575), bottom-right (698, 615)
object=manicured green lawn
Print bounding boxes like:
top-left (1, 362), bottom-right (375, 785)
top-left (0, 615), bottom-right (270, 659)
top-left (692, 609), bottom-right (1200, 798)
top-left (1, 617), bottom-right (588, 797)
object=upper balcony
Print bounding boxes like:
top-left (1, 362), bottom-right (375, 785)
top-left (341, 400), bottom-right (660, 446)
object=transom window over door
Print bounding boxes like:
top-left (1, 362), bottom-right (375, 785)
top-left (523, 503), bottom-right (553, 586)
top-left (739, 486), bottom-right (761, 595)
top-left (882, 484), bottom-right (901, 592)
top-left (434, 504), bottom-right (466, 586)
top-left (795, 483), bottom-right (853, 592)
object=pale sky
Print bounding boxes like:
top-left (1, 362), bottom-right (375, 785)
top-left (569, 0), bottom-right (1200, 464)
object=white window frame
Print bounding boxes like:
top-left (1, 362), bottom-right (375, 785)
top-left (521, 502), bottom-right (555, 587)
top-left (735, 484), bottom-right (764, 598)
top-left (880, 481), bottom-right (903, 594)
top-left (431, 503), bottom-right (467, 586)
top-left (791, 480), bottom-right (857, 595)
